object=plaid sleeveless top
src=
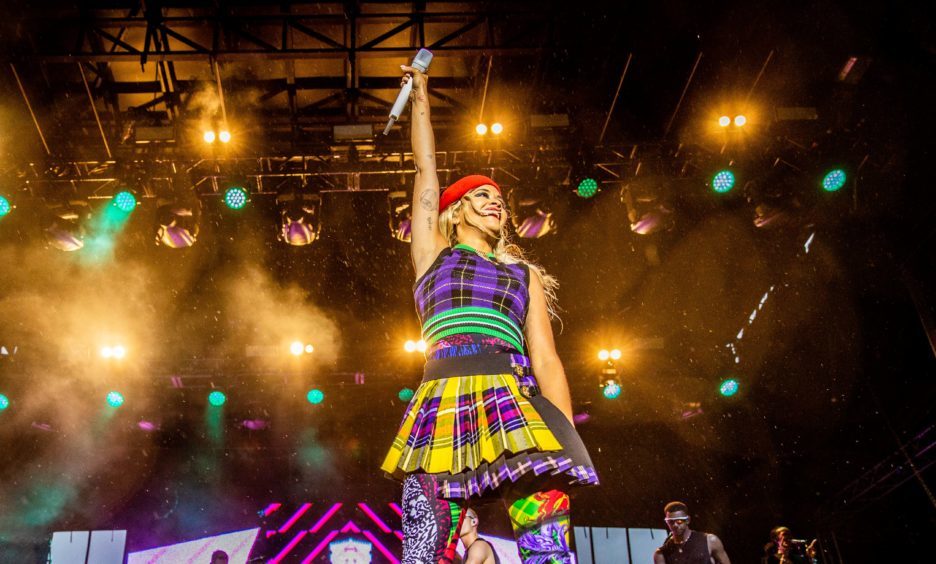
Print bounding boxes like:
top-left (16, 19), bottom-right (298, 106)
top-left (414, 244), bottom-right (530, 359)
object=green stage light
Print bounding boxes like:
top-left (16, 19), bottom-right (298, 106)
top-left (711, 170), bottom-right (736, 193)
top-left (306, 389), bottom-right (324, 405)
top-left (576, 178), bottom-right (598, 198)
top-left (822, 169), bottom-right (847, 192)
top-left (0, 393), bottom-right (9, 411)
top-left (106, 391), bottom-right (125, 408)
top-left (398, 387), bottom-right (415, 402)
top-left (224, 186), bottom-right (249, 210)
top-left (112, 191), bottom-right (137, 213)
top-left (602, 381), bottom-right (622, 400)
top-left (719, 378), bottom-right (739, 397)
top-left (208, 390), bottom-right (227, 407)
top-left (0, 196), bottom-right (10, 217)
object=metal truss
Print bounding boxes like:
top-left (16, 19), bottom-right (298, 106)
top-left (9, 141), bottom-right (719, 202)
top-left (2, 1), bottom-right (557, 158)
top-left (820, 424), bottom-right (936, 518)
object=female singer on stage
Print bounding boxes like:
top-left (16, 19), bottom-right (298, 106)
top-left (380, 64), bottom-right (599, 564)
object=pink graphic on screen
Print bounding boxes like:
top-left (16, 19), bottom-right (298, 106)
top-left (125, 500), bottom-right (527, 563)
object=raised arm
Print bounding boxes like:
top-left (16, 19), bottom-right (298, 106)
top-left (524, 272), bottom-right (575, 425)
top-left (401, 65), bottom-right (448, 278)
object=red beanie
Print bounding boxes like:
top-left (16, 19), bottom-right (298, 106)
top-left (439, 175), bottom-right (501, 213)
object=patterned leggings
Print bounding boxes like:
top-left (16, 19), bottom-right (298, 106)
top-left (401, 473), bottom-right (572, 564)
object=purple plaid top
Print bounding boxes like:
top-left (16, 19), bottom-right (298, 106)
top-left (415, 245), bottom-right (530, 359)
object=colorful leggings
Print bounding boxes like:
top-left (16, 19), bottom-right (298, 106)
top-left (401, 474), bottom-right (573, 564)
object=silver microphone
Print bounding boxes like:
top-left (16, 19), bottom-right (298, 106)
top-left (383, 48), bottom-right (434, 135)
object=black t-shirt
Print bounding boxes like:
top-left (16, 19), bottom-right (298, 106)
top-left (659, 531), bottom-right (710, 564)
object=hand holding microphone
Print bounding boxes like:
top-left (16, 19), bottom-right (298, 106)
top-left (383, 48), bottom-right (433, 135)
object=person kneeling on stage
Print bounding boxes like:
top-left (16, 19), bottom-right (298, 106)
top-left (653, 501), bottom-right (731, 564)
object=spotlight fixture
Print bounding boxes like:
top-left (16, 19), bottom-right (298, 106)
top-left (203, 131), bottom-right (216, 144)
top-left (602, 379), bottom-right (622, 400)
top-left (0, 195), bottom-right (11, 217)
top-left (137, 420), bottom-right (160, 432)
top-left (821, 169), bottom-right (847, 192)
top-left (629, 204), bottom-right (674, 235)
top-left (711, 170), bottom-right (736, 193)
top-left (106, 391), bottom-right (125, 408)
top-left (224, 186), bottom-right (249, 210)
top-left (44, 200), bottom-right (91, 252)
top-left (388, 191), bottom-right (412, 243)
top-left (100, 345), bottom-right (127, 359)
top-left (475, 123), bottom-right (488, 136)
top-left (516, 209), bottom-right (555, 238)
top-left (0, 393), bottom-right (9, 411)
top-left (598, 349), bottom-right (622, 361)
top-left (290, 341), bottom-right (314, 356)
top-left (218, 130), bottom-right (232, 143)
top-left (208, 390), bottom-right (227, 407)
top-left (112, 191), bottom-right (137, 213)
top-left (718, 116), bottom-right (731, 127)
top-left (576, 178), bottom-right (599, 198)
top-left (753, 202), bottom-right (791, 229)
top-left (490, 122), bottom-right (504, 135)
top-left (510, 189), bottom-right (556, 239)
top-left (306, 389), bottom-right (324, 405)
top-left (719, 378), bottom-right (740, 397)
top-left (734, 115), bottom-right (747, 127)
top-left (276, 191), bottom-right (322, 246)
top-left (155, 198), bottom-right (200, 248)
top-left (404, 340), bottom-right (427, 353)
top-left (398, 387), bottom-right (415, 402)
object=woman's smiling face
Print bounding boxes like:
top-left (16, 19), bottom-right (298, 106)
top-left (460, 185), bottom-right (507, 232)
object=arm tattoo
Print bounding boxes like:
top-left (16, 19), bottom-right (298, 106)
top-left (419, 189), bottom-right (438, 212)
top-left (426, 217), bottom-right (433, 231)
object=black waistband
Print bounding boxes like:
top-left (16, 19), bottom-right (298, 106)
top-left (422, 353), bottom-right (531, 382)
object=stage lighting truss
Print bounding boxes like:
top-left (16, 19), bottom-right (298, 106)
top-left (276, 192), bottom-right (322, 246)
top-left (387, 190), bottom-right (412, 243)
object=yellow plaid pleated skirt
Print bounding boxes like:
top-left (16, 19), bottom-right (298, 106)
top-left (381, 354), bottom-right (599, 499)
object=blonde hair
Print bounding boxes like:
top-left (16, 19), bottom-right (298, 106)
top-left (439, 198), bottom-right (561, 319)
